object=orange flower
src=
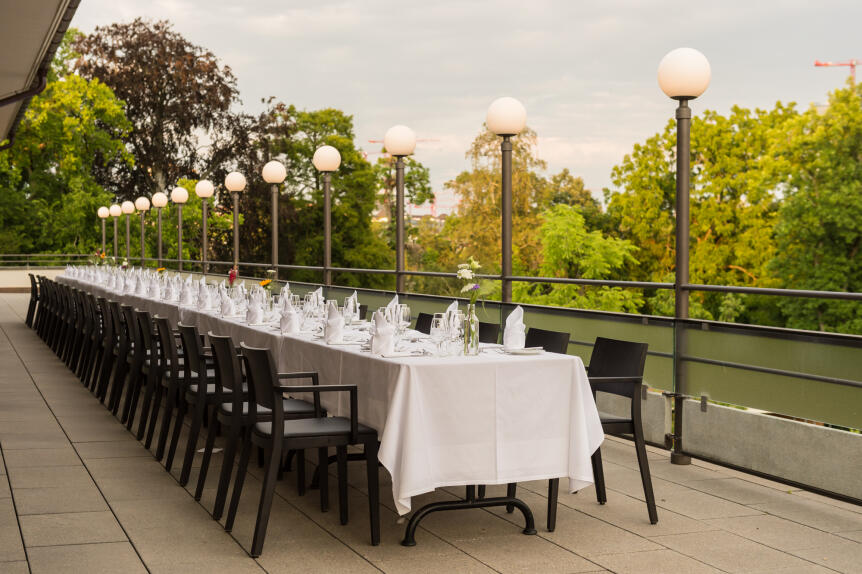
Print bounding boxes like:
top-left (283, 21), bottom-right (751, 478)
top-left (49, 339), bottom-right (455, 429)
top-left (259, 279), bottom-right (272, 287)
top-left (100, 252), bottom-right (106, 259)
top-left (156, 267), bottom-right (166, 273)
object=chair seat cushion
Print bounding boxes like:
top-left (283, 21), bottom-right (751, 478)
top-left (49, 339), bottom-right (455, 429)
top-left (254, 417), bottom-right (376, 439)
top-left (598, 411), bottom-right (633, 425)
top-left (221, 398), bottom-right (314, 416)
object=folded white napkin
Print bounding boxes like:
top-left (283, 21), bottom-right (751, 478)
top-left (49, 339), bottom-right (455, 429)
top-left (148, 278), bottom-right (160, 299)
top-left (311, 286), bottom-right (323, 305)
top-left (370, 310), bottom-right (395, 355)
top-left (280, 303), bottom-right (301, 334)
top-left (180, 281), bottom-right (195, 306)
top-left (116, 276), bottom-right (125, 293)
top-left (220, 295), bottom-right (235, 317)
top-left (198, 287), bottom-right (211, 310)
top-left (246, 300), bottom-right (263, 324)
top-left (503, 306), bottom-right (526, 349)
top-left (324, 301), bottom-right (344, 344)
top-left (136, 275), bottom-right (148, 296)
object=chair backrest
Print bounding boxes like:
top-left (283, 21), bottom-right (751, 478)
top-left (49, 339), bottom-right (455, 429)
top-left (240, 344), bottom-right (278, 415)
top-left (587, 337), bottom-right (648, 398)
top-left (109, 303), bottom-right (126, 348)
top-left (29, 273), bottom-right (38, 299)
top-left (478, 322), bottom-right (500, 344)
top-left (136, 309), bottom-right (154, 355)
top-left (153, 316), bottom-right (178, 379)
top-left (98, 299), bottom-right (113, 343)
top-left (177, 322), bottom-right (205, 381)
top-left (358, 304), bottom-right (368, 321)
top-left (525, 327), bottom-right (570, 354)
top-left (209, 332), bottom-right (243, 413)
top-left (122, 306), bottom-right (142, 360)
top-left (415, 312), bottom-right (433, 334)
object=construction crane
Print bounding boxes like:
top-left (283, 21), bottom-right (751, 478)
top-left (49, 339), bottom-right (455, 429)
top-left (815, 59), bottom-right (858, 85)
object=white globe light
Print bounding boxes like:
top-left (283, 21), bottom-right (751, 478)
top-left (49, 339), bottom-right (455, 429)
top-left (262, 160), bottom-right (287, 184)
top-left (121, 200), bottom-right (135, 214)
top-left (225, 171), bottom-right (247, 192)
top-left (383, 125), bottom-right (417, 156)
top-left (657, 48), bottom-right (711, 99)
top-left (171, 186), bottom-right (189, 204)
top-left (134, 196), bottom-right (150, 211)
top-left (109, 204), bottom-right (122, 217)
top-left (195, 179), bottom-right (214, 198)
top-left (151, 192), bottom-right (168, 208)
top-left (486, 97), bottom-right (527, 136)
top-left (312, 145), bottom-right (341, 172)
top-left (97, 206), bottom-right (109, 219)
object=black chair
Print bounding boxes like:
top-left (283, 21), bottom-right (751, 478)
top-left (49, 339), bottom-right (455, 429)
top-left (237, 344), bottom-right (380, 557)
top-left (587, 337), bottom-right (657, 524)
top-left (152, 317), bottom-right (184, 467)
top-left (478, 322), bottom-right (500, 344)
top-left (196, 333), bottom-right (318, 527)
top-left (524, 327), bottom-right (570, 354)
top-left (105, 303), bottom-right (132, 415)
top-left (358, 304), bottom-right (368, 321)
top-left (414, 312), bottom-right (433, 334)
top-left (26, 273), bottom-right (39, 328)
top-left (176, 322), bottom-right (218, 486)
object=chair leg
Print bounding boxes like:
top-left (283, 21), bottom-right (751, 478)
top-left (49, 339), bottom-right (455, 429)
top-left (155, 386), bottom-right (176, 462)
top-left (136, 371), bottom-right (156, 440)
top-left (250, 444), bottom-right (280, 558)
top-left (124, 368), bottom-right (142, 429)
top-left (547, 478), bottom-right (559, 532)
top-left (225, 429), bottom-right (252, 532)
top-left (165, 395), bottom-right (187, 472)
top-left (591, 448), bottom-right (607, 505)
top-left (296, 450), bottom-right (306, 496)
top-left (144, 383), bottom-right (163, 449)
top-left (364, 439), bottom-right (380, 546)
top-left (194, 415), bottom-right (219, 501)
top-left (212, 424), bottom-right (241, 520)
top-left (477, 485), bottom-right (486, 499)
top-left (179, 397), bottom-right (206, 486)
top-left (318, 447), bottom-right (329, 512)
top-left (506, 483), bottom-right (517, 513)
top-left (337, 446), bottom-right (348, 525)
top-left (633, 428), bottom-right (658, 524)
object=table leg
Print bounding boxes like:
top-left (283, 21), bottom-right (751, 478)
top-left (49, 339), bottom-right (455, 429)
top-left (401, 489), bottom-right (537, 546)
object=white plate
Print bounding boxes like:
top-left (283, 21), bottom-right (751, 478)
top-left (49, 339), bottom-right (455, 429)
top-left (503, 348), bottom-right (545, 355)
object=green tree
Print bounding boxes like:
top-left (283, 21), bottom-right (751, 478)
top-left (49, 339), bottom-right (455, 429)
top-left (606, 103), bottom-right (798, 318)
top-left (0, 67), bottom-right (131, 255)
top-left (770, 84), bottom-right (862, 333)
top-left (513, 204), bottom-right (643, 312)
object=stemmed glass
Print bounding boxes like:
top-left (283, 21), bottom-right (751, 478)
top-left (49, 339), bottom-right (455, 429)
top-left (430, 313), bottom-right (447, 355)
top-left (396, 304), bottom-right (411, 336)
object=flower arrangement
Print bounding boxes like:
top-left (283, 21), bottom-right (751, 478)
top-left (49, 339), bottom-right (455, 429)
top-left (259, 279), bottom-right (273, 292)
top-left (156, 267), bottom-right (166, 273)
top-left (457, 256), bottom-right (489, 305)
top-left (121, 258), bottom-right (129, 270)
top-left (89, 250), bottom-right (107, 266)
top-left (228, 266), bottom-right (238, 287)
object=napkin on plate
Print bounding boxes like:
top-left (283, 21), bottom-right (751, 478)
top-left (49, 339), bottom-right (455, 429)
top-left (503, 306), bottom-right (526, 350)
top-left (324, 300), bottom-right (344, 344)
top-left (246, 299), bottom-right (263, 324)
top-left (370, 310), bottom-right (395, 355)
top-left (220, 295), bottom-right (235, 317)
top-left (280, 302), bottom-right (301, 334)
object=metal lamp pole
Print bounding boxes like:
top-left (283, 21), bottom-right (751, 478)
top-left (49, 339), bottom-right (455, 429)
top-left (486, 98), bottom-right (526, 304)
top-left (233, 192), bottom-right (239, 267)
top-left (113, 217), bottom-right (118, 259)
top-left (658, 47), bottom-right (711, 466)
top-left (125, 214), bottom-right (131, 260)
top-left (101, 219), bottom-right (106, 254)
top-left (139, 212), bottom-right (146, 265)
top-left (195, 180), bottom-right (214, 275)
top-left (395, 156), bottom-right (405, 292)
top-left (500, 135), bottom-right (513, 303)
top-left (312, 147), bottom-right (341, 287)
top-left (271, 183), bottom-right (278, 271)
top-left (323, 172), bottom-right (332, 286)
top-left (156, 208), bottom-right (163, 267)
top-left (177, 204), bottom-right (183, 272)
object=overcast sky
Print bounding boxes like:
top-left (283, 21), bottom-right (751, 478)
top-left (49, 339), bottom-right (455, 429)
top-left (72, 0), bottom-right (861, 202)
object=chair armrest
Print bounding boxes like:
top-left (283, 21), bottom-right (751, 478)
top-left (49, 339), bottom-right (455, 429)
top-left (588, 376), bottom-right (643, 385)
top-left (276, 384), bottom-right (358, 441)
top-left (277, 372), bottom-right (319, 384)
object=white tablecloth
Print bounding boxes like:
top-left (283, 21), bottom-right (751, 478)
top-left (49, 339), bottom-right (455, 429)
top-left (58, 273), bottom-right (604, 514)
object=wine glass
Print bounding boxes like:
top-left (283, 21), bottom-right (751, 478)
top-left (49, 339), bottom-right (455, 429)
top-left (397, 304), bottom-right (411, 335)
top-left (429, 315), bottom-right (447, 355)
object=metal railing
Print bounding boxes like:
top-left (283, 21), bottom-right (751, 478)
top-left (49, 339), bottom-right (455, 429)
top-left (0, 253), bottom-right (89, 268)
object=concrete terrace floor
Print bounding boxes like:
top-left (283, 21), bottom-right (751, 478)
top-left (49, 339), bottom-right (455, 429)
top-left (0, 294), bottom-right (861, 574)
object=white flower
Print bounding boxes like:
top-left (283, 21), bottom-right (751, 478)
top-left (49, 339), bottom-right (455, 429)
top-left (457, 268), bottom-right (474, 280)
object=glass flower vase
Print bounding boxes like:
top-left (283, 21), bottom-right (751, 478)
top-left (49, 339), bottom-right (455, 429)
top-left (463, 303), bottom-right (480, 356)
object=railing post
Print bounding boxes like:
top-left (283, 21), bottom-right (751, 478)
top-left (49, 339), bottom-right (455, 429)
top-left (672, 99), bottom-right (692, 466)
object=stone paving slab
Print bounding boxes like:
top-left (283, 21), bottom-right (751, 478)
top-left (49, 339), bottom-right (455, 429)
top-left (1, 292), bottom-right (861, 574)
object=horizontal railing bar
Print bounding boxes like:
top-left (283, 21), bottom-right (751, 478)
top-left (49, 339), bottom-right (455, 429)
top-left (510, 275), bottom-right (675, 290)
top-left (685, 283), bottom-right (862, 301)
top-left (681, 355), bottom-right (862, 389)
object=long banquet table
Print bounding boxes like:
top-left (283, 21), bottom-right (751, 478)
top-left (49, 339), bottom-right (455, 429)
top-left (58, 273), bottom-right (604, 537)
